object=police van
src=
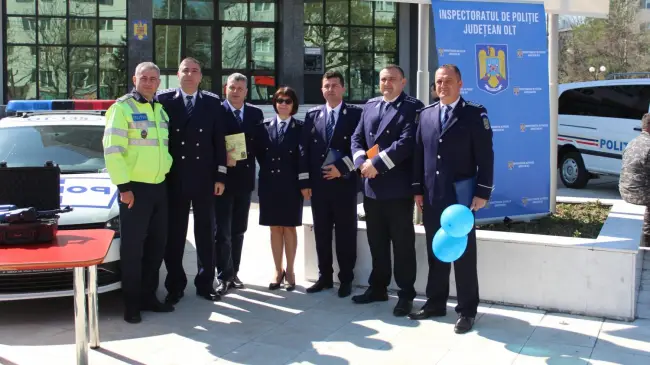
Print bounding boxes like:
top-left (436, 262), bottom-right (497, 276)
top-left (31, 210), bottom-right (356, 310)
top-left (0, 100), bottom-right (122, 301)
top-left (557, 78), bottom-right (650, 188)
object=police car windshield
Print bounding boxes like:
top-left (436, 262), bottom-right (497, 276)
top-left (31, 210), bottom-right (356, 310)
top-left (0, 125), bottom-right (105, 173)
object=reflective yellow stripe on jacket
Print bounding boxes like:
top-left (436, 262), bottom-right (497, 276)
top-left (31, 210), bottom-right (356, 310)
top-left (103, 95), bottom-right (173, 188)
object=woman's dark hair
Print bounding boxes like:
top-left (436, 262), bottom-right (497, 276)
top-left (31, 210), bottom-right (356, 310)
top-left (272, 86), bottom-right (299, 116)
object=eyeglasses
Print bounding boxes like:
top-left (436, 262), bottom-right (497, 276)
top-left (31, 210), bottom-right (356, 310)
top-left (276, 98), bottom-right (293, 105)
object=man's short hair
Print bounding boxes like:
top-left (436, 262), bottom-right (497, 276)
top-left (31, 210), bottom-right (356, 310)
top-left (180, 57), bottom-right (202, 71)
top-left (642, 113), bottom-right (650, 131)
top-left (227, 72), bottom-right (248, 85)
top-left (323, 70), bottom-right (345, 87)
top-left (135, 62), bottom-right (160, 77)
top-left (436, 64), bottom-right (462, 80)
top-left (381, 64), bottom-right (405, 78)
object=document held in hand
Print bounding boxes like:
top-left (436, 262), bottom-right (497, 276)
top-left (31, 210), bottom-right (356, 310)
top-left (322, 148), bottom-right (344, 167)
top-left (366, 144), bottom-right (379, 159)
top-left (225, 133), bottom-right (248, 161)
top-left (454, 176), bottom-right (476, 208)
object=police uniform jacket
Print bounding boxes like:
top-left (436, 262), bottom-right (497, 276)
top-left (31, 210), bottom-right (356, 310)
top-left (157, 88), bottom-right (227, 197)
top-left (221, 101), bottom-right (264, 195)
top-left (103, 89), bottom-right (173, 192)
top-left (351, 92), bottom-right (424, 200)
top-left (299, 102), bottom-right (361, 195)
top-left (412, 97), bottom-right (494, 207)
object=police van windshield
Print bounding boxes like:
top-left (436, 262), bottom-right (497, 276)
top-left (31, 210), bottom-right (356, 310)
top-left (0, 125), bottom-right (105, 173)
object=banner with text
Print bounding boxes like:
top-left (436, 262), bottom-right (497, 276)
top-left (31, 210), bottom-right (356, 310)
top-left (432, 0), bottom-right (550, 220)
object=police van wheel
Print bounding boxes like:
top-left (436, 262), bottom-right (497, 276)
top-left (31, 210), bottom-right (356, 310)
top-left (560, 152), bottom-right (589, 189)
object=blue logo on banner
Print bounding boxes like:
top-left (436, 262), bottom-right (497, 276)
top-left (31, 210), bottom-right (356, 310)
top-left (477, 44), bottom-right (509, 94)
top-left (432, 0), bottom-right (550, 221)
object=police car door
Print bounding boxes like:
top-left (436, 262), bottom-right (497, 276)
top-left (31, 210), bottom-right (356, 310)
top-left (561, 83), bottom-right (647, 175)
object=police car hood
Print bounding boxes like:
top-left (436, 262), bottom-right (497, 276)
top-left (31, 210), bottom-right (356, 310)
top-left (58, 172), bottom-right (119, 225)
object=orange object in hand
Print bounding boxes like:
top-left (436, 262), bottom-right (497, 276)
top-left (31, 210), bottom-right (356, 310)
top-left (367, 144), bottom-right (379, 159)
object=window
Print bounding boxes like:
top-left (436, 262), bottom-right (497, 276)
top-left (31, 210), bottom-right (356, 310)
top-left (4, 0), bottom-right (128, 101)
top-left (153, 0), bottom-right (277, 103)
top-left (0, 125), bottom-right (105, 173)
top-left (558, 85), bottom-right (650, 120)
top-left (304, 0), bottom-right (398, 102)
top-left (646, 0), bottom-right (650, 9)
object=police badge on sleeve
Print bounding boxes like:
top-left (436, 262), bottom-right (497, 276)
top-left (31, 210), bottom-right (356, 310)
top-left (481, 113), bottom-right (491, 130)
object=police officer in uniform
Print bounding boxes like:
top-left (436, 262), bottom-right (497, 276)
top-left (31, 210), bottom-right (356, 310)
top-left (157, 57), bottom-right (227, 304)
top-left (103, 61), bottom-right (174, 323)
top-left (214, 73), bottom-right (264, 295)
top-left (300, 71), bottom-right (362, 298)
top-left (350, 65), bottom-right (424, 316)
top-left (411, 64), bottom-right (494, 334)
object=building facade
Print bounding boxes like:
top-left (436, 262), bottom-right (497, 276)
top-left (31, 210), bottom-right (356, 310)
top-left (1, 0), bottom-right (436, 107)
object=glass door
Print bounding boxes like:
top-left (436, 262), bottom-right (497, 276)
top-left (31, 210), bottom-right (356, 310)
top-left (220, 25), bottom-right (276, 103)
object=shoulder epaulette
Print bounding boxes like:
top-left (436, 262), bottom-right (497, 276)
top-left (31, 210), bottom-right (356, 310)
top-left (157, 88), bottom-right (176, 95)
top-left (404, 95), bottom-right (421, 104)
top-left (417, 102), bottom-right (439, 113)
top-left (263, 117), bottom-right (274, 124)
top-left (345, 104), bottom-right (362, 110)
top-left (293, 118), bottom-right (305, 125)
top-left (201, 90), bottom-right (221, 100)
top-left (367, 96), bottom-right (382, 104)
top-left (116, 94), bottom-right (133, 103)
top-left (308, 106), bottom-right (321, 113)
top-left (245, 102), bottom-right (261, 110)
top-left (464, 100), bottom-right (485, 109)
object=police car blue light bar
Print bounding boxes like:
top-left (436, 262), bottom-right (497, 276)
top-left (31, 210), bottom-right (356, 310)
top-left (6, 99), bottom-right (115, 113)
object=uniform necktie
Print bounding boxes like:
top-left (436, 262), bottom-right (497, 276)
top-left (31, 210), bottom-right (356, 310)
top-left (186, 95), bottom-right (194, 117)
top-left (278, 121), bottom-right (286, 143)
top-left (234, 109), bottom-right (243, 125)
top-left (441, 105), bottom-right (451, 130)
top-left (326, 110), bottom-right (335, 143)
top-left (378, 101), bottom-right (386, 120)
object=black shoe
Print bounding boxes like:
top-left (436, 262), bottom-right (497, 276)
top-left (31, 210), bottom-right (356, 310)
top-left (454, 316), bottom-right (475, 334)
top-left (338, 282), bottom-right (352, 298)
top-left (196, 288), bottom-right (221, 302)
top-left (408, 306), bottom-right (447, 320)
top-left (124, 311), bottom-right (141, 324)
top-left (165, 291), bottom-right (184, 305)
top-left (351, 288), bottom-right (388, 304)
top-left (393, 298), bottom-right (413, 317)
top-left (141, 299), bottom-right (175, 313)
top-left (269, 271), bottom-right (285, 290)
top-left (306, 280), bottom-right (333, 293)
top-left (230, 275), bottom-right (245, 289)
top-left (216, 281), bottom-right (229, 296)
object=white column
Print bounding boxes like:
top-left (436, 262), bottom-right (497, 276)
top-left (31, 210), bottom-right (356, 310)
top-left (548, 13), bottom-right (559, 214)
top-left (414, 3), bottom-right (430, 224)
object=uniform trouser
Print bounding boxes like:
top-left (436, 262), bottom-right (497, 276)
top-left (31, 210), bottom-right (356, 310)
top-left (422, 196), bottom-right (479, 318)
top-left (215, 192), bottom-right (252, 281)
top-left (363, 196), bottom-right (416, 300)
top-left (119, 181), bottom-right (168, 312)
top-left (164, 190), bottom-right (216, 294)
top-left (311, 189), bottom-right (357, 284)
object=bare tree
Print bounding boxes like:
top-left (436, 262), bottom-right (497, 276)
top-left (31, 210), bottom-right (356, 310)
top-left (559, 0), bottom-right (650, 82)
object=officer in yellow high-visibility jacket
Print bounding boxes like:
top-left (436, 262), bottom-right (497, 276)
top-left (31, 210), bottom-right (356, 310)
top-left (103, 61), bottom-right (175, 324)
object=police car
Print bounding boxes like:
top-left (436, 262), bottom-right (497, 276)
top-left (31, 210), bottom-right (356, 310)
top-left (0, 100), bottom-right (121, 301)
top-left (557, 78), bottom-right (649, 188)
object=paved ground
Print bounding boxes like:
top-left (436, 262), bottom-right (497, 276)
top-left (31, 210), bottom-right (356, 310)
top-left (2, 175), bottom-right (649, 365)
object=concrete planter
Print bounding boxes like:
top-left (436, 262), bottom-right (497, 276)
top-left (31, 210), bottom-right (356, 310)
top-left (302, 200), bottom-right (646, 321)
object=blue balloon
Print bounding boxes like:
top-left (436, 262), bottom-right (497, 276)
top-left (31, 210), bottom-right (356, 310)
top-left (440, 204), bottom-right (475, 237)
top-left (432, 228), bottom-right (468, 263)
